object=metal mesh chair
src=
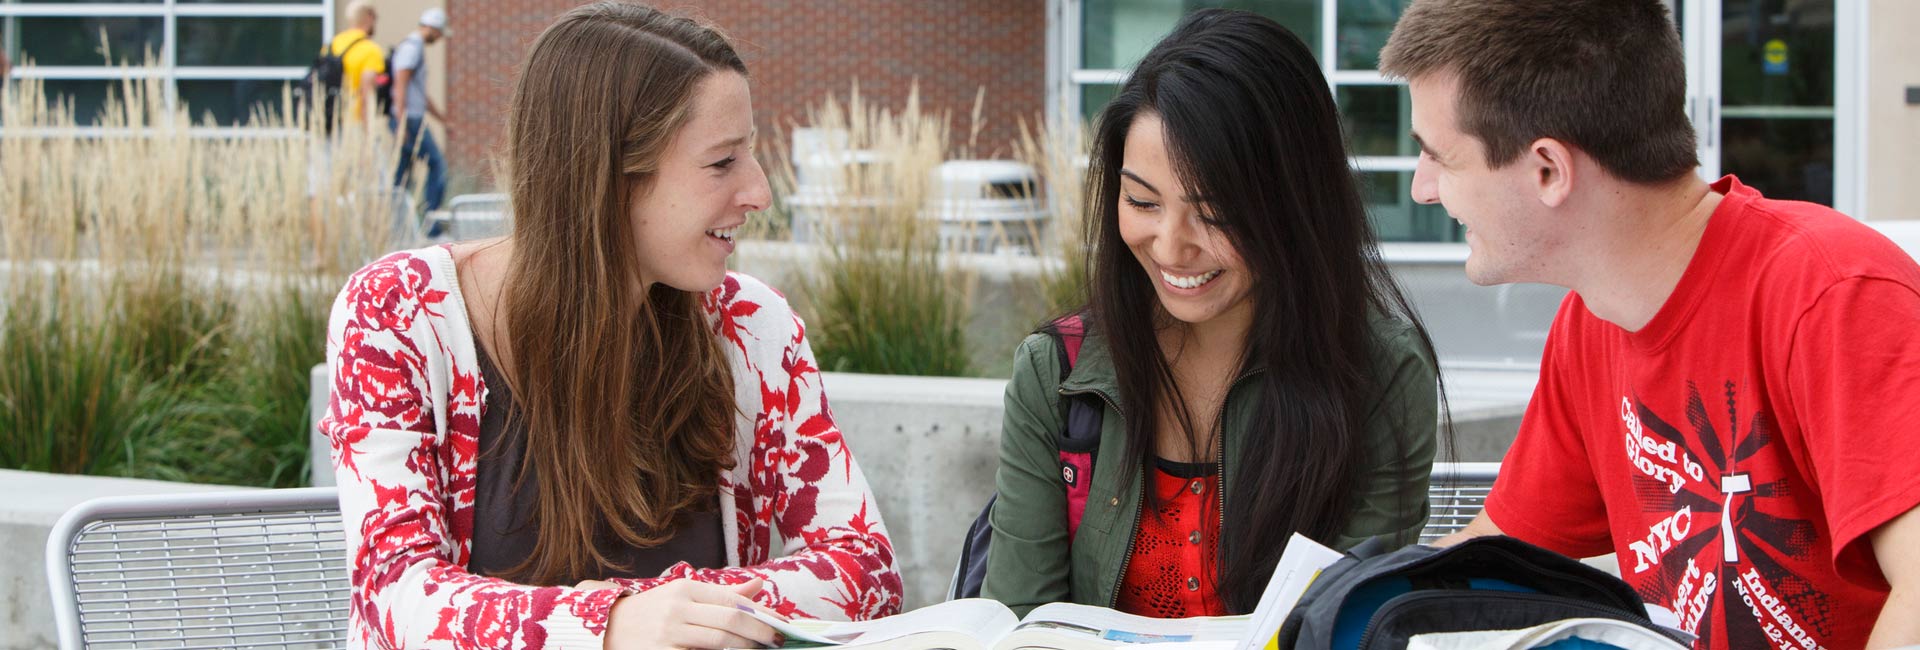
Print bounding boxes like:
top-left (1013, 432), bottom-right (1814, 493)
top-left (45, 488), bottom-right (349, 649)
top-left (444, 192), bottom-right (511, 240)
top-left (1420, 461), bottom-right (1501, 543)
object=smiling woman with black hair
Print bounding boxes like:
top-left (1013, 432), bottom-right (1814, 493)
top-left (982, 8), bottom-right (1449, 618)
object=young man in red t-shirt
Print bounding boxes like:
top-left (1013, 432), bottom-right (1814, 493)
top-left (1380, 2), bottom-right (1920, 649)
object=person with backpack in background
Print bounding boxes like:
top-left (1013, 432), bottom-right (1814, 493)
top-left (327, 0), bottom-right (386, 126)
top-left (979, 9), bottom-right (1447, 620)
top-left (389, 7), bottom-right (449, 214)
top-left (1385, 1), bottom-right (1920, 648)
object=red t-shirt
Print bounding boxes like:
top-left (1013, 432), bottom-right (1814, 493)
top-left (1486, 176), bottom-right (1920, 650)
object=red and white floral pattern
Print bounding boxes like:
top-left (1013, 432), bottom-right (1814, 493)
top-left (321, 246), bottom-right (903, 650)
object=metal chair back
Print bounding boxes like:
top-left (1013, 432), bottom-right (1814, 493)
top-left (445, 192), bottom-right (511, 240)
top-left (1420, 461), bottom-right (1501, 543)
top-left (45, 488), bottom-right (348, 649)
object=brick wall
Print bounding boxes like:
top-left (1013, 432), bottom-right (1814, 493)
top-left (445, 0), bottom-right (1047, 188)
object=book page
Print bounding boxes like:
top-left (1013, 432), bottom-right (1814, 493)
top-left (1233, 533), bottom-right (1344, 650)
top-left (812, 598), bottom-right (1019, 647)
top-left (1010, 602), bottom-right (1248, 644)
top-left (1406, 617), bottom-right (1689, 650)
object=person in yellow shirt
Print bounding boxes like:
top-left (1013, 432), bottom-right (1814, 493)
top-left (329, 0), bottom-right (386, 123)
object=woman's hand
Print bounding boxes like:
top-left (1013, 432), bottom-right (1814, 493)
top-left (584, 577), bottom-right (785, 650)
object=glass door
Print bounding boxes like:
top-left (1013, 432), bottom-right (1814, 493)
top-left (1719, 0), bottom-right (1836, 206)
top-left (1682, 0), bottom-right (1841, 206)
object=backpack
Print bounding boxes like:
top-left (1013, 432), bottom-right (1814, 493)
top-left (1273, 535), bottom-right (1693, 650)
top-left (294, 36), bottom-right (361, 133)
top-left (375, 35), bottom-right (434, 119)
top-left (947, 314), bottom-right (1101, 601)
top-left (371, 48), bottom-right (396, 119)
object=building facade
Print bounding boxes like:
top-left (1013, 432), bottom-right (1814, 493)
top-left (440, 0), bottom-right (1045, 183)
top-left (5, 0), bottom-right (1916, 233)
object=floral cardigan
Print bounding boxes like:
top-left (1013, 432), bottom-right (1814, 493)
top-left (320, 246), bottom-right (903, 649)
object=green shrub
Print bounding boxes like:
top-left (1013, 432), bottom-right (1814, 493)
top-left (781, 89), bottom-right (977, 376)
top-left (0, 276), bottom-right (190, 476)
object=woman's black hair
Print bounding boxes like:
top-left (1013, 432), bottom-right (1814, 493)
top-left (1082, 8), bottom-right (1451, 613)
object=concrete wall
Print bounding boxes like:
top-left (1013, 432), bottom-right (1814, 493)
top-left (0, 471), bottom-right (250, 650)
top-left (1865, 0), bottom-right (1920, 220)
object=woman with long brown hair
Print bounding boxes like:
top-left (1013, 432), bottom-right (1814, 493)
top-left (319, 3), bottom-right (902, 648)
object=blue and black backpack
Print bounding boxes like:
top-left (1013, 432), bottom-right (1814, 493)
top-left (1274, 535), bottom-right (1692, 650)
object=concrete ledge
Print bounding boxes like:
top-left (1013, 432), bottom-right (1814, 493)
top-left (815, 372), bottom-right (1008, 607)
top-left (1, 470), bottom-right (252, 650)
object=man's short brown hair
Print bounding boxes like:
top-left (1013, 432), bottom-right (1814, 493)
top-left (1380, 0), bottom-right (1698, 184)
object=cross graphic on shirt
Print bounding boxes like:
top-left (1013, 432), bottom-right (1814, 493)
top-left (1721, 473), bottom-right (1753, 563)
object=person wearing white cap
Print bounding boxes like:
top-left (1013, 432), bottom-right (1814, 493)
top-left (391, 7), bottom-right (451, 213)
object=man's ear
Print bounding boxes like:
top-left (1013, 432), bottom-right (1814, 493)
top-left (1528, 138), bottom-right (1576, 209)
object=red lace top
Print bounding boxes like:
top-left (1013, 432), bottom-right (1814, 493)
top-left (1115, 458), bottom-right (1228, 618)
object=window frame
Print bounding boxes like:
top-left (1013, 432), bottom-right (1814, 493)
top-left (1, 1), bottom-right (331, 135)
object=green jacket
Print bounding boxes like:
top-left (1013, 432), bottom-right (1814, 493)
top-left (980, 317), bottom-right (1438, 617)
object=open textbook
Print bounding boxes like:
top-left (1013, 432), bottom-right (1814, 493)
top-left (743, 534), bottom-right (1344, 650)
top-left (766, 600), bottom-right (1245, 650)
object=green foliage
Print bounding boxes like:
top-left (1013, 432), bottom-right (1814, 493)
top-left (781, 89), bottom-right (978, 377)
top-left (0, 276), bottom-right (188, 476)
top-left (805, 210), bottom-right (974, 377)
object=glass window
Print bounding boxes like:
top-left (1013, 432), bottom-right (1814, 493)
top-left (1080, 83), bottom-right (1120, 124)
top-left (1721, 117), bottom-right (1833, 206)
top-left (175, 17), bottom-right (321, 67)
top-left (9, 16), bottom-right (162, 66)
top-left (2, 5), bottom-right (324, 128)
top-left (1083, 0), bottom-right (1184, 71)
top-left (1716, 0), bottom-right (1835, 206)
top-left (1358, 171), bottom-right (1459, 243)
top-left (1336, 84), bottom-right (1413, 157)
top-left (1335, 0), bottom-right (1410, 70)
top-left (1071, 0), bottom-right (1461, 243)
top-left (1083, 0), bottom-right (1319, 70)
top-left (178, 78), bottom-right (292, 126)
top-left (1720, 0), bottom-right (1834, 108)
top-left (24, 79), bottom-right (129, 126)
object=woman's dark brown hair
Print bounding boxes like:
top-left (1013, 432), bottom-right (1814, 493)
top-left (496, 1), bottom-right (744, 586)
